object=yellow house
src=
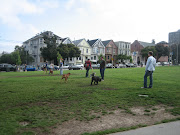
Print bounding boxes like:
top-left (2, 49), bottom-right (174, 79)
top-left (73, 39), bottom-right (92, 64)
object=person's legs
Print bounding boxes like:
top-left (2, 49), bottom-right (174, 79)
top-left (100, 68), bottom-right (103, 79)
top-left (144, 71), bottom-right (150, 88)
top-left (60, 68), bottom-right (63, 75)
top-left (102, 68), bottom-right (105, 80)
top-left (86, 68), bottom-right (89, 77)
top-left (149, 71), bottom-right (153, 88)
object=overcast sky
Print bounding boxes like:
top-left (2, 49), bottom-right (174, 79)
top-left (0, 0), bottom-right (180, 53)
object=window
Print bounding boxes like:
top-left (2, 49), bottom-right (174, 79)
top-left (86, 49), bottom-right (88, 53)
top-left (108, 56), bottom-right (109, 59)
top-left (113, 49), bottom-right (115, 53)
top-left (77, 57), bottom-right (78, 60)
top-left (94, 56), bottom-right (96, 60)
top-left (79, 56), bottom-right (81, 60)
top-left (96, 48), bottom-right (99, 53)
top-left (70, 58), bottom-right (72, 61)
top-left (93, 48), bottom-right (95, 53)
top-left (91, 57), bottom-right (93, 60)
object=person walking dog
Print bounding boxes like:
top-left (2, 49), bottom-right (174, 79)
top-left (84, 59), bottom-right (92, 77)
top-left (100, 57), bottom-right (106, 81)
top-left (141, 51), bottom-right (156, 88)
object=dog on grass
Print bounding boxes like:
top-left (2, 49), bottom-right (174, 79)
top-left (49, 70), bottom-right (53, 74)
top-left (62, 73), bottom-right (71, 83)
top-left (91, 73), bottom-right (101, 85)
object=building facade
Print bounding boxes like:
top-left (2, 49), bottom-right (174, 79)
top-left (169, 29), bottom-right (180, 45)
top-left (131, 40), bottom-right (155, 65)
top-left (23, 31), bottom-right (62, 66)
top-left (87, 39), bottom-right (105, 64)
top-left (102, 40), bottom-right (118, 64)
top-left (114, 41), bottom-right (131, 56)
top-left (73, 39), bottom-right (92, 65)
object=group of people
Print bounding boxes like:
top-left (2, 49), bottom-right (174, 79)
top-left (84, 57), bottom-right (106, 81)
top-left (84, 51), bottom-right (156, 88)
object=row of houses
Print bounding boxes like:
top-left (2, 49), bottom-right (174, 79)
top-left (23, 31), bottom-right (131, 66)
top-left (23, 31), bottom-right (170, 66)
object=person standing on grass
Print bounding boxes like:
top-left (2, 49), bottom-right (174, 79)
top-left (44, 61), bottom-right (48, 74)
top-left (141, 51), bottom-right (156, 89)
top-left (60, 60), bottom-right (63, 75)
top-left (24, 64), bottom-right (27, 72)
top-left (100, 57), bottom-right (106, 81)
top-left (84, 59), bottom-right (92, 77)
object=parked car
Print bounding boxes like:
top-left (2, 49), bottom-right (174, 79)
top-left (0, 63), bottom-right (16, 72)
top-left (54, 65), bottom-right (59, 70)
top-left (68, 65), bottom-right (83, 70)
top-left (162, 62), bottom-right (169, 66)
top-left (106, 63), bottom-right (115, 68)
top-left (62, 64), bottom-right (69, 69)
top-left (126, 63), bottom-right (136, 67)
top-left (26, 65), bottom-right (36, 71)
top-left (91, 64), bottom-right (100, 69)
top-left (156, 62), bottom-right (162, 66)
top-left (119, 64), bottom-right (126, 68)
top-left (76, 64), bottom-right (84, 68)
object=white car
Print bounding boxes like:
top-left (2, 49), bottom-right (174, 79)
top-left (62, 64), bottom-right (69, 69)
top-left (76, 64), bottom-right (84, 68)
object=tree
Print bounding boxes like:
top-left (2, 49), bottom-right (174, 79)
top-left (141, 46), bottom-right (157, 64)
top-left (117, 54), bottom-right (131, 63)
top-left (57, 44), bottom-right (81, 59)
top-left (141, 46), bottom-right (157, 58)
top-left (57, 52), bottom-right (63, 65)
top-left (14, 45), bottom-right (34, 64)
top-left (40, 35), bottom-right (58, 64)
top-left (16, 51), bottom-right (22, 65)
top-left (98, 54), bottom-right (105, 63)
top-left (155, 44), bottom-right (169, 60)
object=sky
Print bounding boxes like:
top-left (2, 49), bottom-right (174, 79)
top-left (0, 0), bottom-right (180, 53)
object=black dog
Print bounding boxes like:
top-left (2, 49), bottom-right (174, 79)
top-left (91, 73), bottom-right (101, 85)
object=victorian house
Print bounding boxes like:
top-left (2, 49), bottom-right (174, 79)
top-left (73, 39), bottom-right (92, 65)
top-left (87, 39), bottom-right (105, 64)
top-left (102, 40), bottom-right (118, 65)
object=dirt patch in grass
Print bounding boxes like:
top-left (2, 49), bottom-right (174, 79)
top-left (51, 105), bottom-right (179, 135)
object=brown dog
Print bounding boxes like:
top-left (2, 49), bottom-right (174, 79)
top-left (49, 70), bottom-right (53, 74)
top-left (62, 73), bottom-right (71, 83)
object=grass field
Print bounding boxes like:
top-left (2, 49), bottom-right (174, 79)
top-left (0, 66), bottom-right (180, 135)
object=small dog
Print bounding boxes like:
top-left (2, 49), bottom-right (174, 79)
top-left (49, 70), bottom-right (53, 74)
top-left (91, 73), bottom-right (101, 85)
top-left (62, 73), bottom-right (71, 83)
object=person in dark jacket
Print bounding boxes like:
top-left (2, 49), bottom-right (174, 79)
top-left (100, 57), bottom-right (105, 81)
top-left (84, 59), bottom-right (92, 77)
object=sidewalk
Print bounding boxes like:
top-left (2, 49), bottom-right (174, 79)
top-left (110, 121), bottom-right (180, 135)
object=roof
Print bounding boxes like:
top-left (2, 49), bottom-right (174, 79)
top-left (87, 39), bottom-right (98, 46)
top-left (102, 40), bottom-right (111, 47)
top-left (157, 41), bottom-right (168, 44)
top-left (138, 41), bottom-right (155, 47)
top-left (73, 39), bottom-right (84, 46)
top-left (23, 31), bottom-right (62, 43)
top-left (158, 56), bottom-right (168, 62)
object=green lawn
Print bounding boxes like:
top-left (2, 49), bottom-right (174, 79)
top-left (0, 66), bottom-right (180, 135)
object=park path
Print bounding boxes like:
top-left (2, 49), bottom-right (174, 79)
top-left (110, 121), bottom-right (180, 135)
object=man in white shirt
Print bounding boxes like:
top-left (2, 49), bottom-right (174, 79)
top-left (141, 51), bottom-right (156, 88)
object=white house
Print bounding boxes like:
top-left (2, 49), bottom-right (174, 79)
top-left (87, 39), bottom-right (105, 63)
